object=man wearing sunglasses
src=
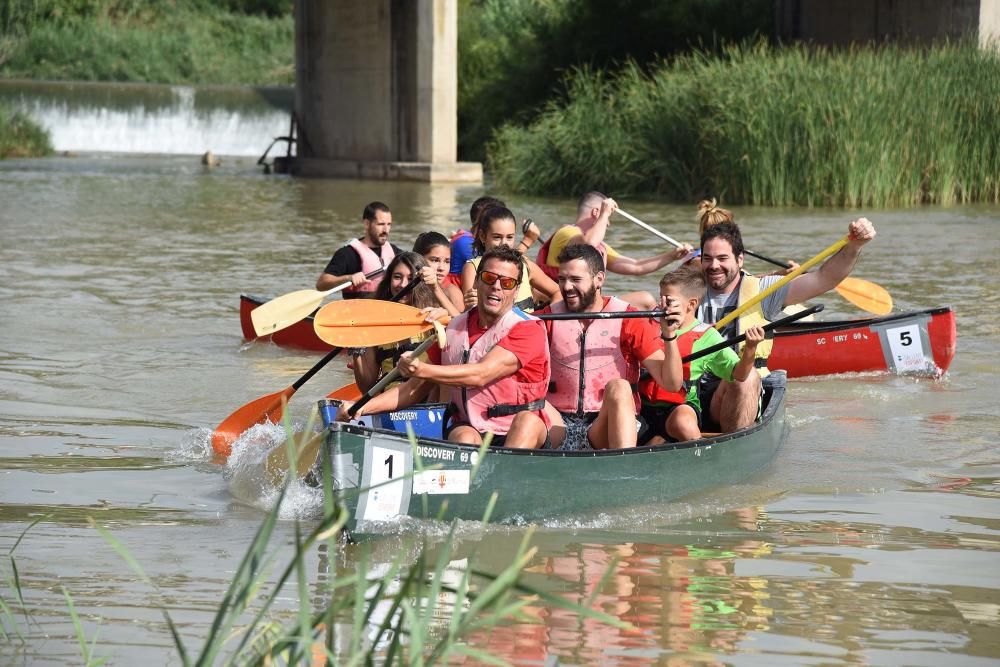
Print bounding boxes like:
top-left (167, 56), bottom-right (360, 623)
top-left (536, 243), bottom-right (685, 450)
top-left (344, 246), bottom-right (551, 449)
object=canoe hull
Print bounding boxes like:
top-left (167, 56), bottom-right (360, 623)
top-left (322, 373), bottom-right (788, 534)
top-left (241, 295), bottom-right (956, 378)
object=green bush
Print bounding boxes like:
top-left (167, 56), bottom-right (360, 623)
top-left (0, 106), bottom-right (52, 158)
top-left (0, 0), bottom-right (293, 85)
top-left (488, 41), bottom-right (1000, 207)
top-left (457, 0), bottom-right (773, 160)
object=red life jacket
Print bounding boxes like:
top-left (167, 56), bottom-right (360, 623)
top-left (638, 322), bottom-right (711, 405)
top-left (441, 309), bottom-right (550, 435)
top-left (544, 296), bottom-right (640, 414)
top-left (345, 238), bottom-right (394, 296)
top-left (535, 226), bottom-right (611, 279)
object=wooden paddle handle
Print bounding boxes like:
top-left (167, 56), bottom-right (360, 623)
top-left (683, 304), bottom-right (824, 364)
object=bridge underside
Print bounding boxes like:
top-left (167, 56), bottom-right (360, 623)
top-left (293, 0), bottom-right (481, 182)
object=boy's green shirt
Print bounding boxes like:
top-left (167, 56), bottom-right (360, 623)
top-left (673, 319), bottom-right (740, 412)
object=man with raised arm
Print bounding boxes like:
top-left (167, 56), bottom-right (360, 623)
top-left (536, 244), bottom-right (684, 450)
top-left (338, 246), bottom-right (551, 449)
top-left (536, 192), bottom-right (693, 309)
top-left (696, 219), bottom-right (877, 432)
top-left (315, 201), bottom-right (402, 298)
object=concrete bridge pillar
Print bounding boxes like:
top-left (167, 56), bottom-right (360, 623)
top-left (293, 0), bottom-right (481, 182)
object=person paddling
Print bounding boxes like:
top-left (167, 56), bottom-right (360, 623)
top-left (315, 202), bottom-right (402, 297)
top-left (349, 252), bottom-right (445, 393)
top-left (696, 219), bottom-right (876, 432)
top-left (638, 266), bottom-right (765, 444)
top-left (536, 244), bottom-right (684, 451)
top-left (338, 246), bottom-right (552, 449)
top-left (536, 191), bottom-right (693, 308)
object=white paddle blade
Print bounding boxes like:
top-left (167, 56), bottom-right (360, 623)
top-left (250, 289), bottom-right (328, 336)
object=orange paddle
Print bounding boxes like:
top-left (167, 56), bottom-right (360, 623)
top-left (313, 299), bottom-right (440, 347)
top-left (212, 281), bottom-right (420, 458)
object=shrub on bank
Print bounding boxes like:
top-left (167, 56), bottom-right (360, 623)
top-left (0, 1), bottom-right (293, 85)
top-left (0, 106), bottom-right (52, 158)
top-left (489, 41), bottom-right (1000, 207)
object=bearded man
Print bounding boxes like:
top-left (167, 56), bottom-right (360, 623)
top-left (536, 244), bottom-right (684, 450)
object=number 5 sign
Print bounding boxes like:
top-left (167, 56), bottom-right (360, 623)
top-left (871, 315), bottom-right (935, 374)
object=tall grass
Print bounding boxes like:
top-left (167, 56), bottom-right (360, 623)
top-left (0, 105), bottom-right (52, 158)
top-left (489, 41), bottom-right (1000, 207)
top-left (0, 0), bottom-right (293, 85)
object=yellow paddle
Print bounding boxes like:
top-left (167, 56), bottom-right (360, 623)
top-left (744, 249), bottom-right (891, 315)
top-left (714, 236), bottom-right (849, 330)
top-left (616, 209), bottom-right (892, 316)
top-left (250, 268), bottom-right (384, 337)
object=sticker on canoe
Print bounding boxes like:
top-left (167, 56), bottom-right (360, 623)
top-left (362, 445), bottom-right (408, 521)
top-left (413, 470), bottom-right (470, 495)
top-left (884, 323), bottom-right (932, 373)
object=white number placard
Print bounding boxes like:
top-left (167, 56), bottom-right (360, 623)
top-left (884, 323), bottom-right (928, 372)
top-left (362, 445), bottom-right (408, 521)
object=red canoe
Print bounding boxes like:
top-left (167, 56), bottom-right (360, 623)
top-left (240, 295), bottom-right (956, 378)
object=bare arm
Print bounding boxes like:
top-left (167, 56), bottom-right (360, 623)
top-left (606, 245), bottom-right (693, 276)
top-left (351, 347), bottom-right (380, 392)
top-left (526, 258), bottom-right (560, 301)
top-left (640, 296), bottom-right (684, 392)
top-left (400, 345), bottom-right (521, 388)
top-left (316, 271), bottom-right (366, 291)
top-left (338, 376), bottom-right (434, 419)
top-left (731, 327), bottom-right (764, 382)
top-left (784, 218), bottom-right (876, 306)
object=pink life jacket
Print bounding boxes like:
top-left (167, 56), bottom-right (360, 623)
top-left (536, 226), bottom-right (610, 279)
top-left (441, 308), bottom-right (550, 435)
top-left (346, 238), bottom-right (395, 296)
top-left (545, 296), bottom-right (639, 415)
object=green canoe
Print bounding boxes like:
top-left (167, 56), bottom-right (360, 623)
top-left (322, 371), bottom-right (788, 534)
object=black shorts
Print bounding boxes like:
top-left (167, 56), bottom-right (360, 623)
top-left (697, 373), bottom-right (766, 432)
top-left (638, 402), bottom-right (702, 444)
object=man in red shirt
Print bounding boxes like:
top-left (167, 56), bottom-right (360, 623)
top-left (341, 246), bottom-right (551, 449)
top-left (537, 243), bottom-right (684, 450)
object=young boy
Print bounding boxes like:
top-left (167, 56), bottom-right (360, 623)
top-left (639, 265), bottom-right (765, 443)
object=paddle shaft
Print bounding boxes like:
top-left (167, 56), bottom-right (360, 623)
top-left (744, 249), bottom-right (792, 270)
top-left (683, 304), bottom-right (825, 364)
top-left (536, 309), bottom-right (665, 321)
top-left (713, 235), bottom-right (849, 331)
top-left (616, 209), bottom-right (683, 248)
top-left (291, 277), bottom-right (422, 391)
top-left (348, 334), bottom-right (440, 417)
top-left (324, 267), bottom-right (384, 296)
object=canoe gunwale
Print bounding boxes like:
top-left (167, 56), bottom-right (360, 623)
top-left (331, 372), bottom-right (787, 457)
top-left (774, 306), bottom-right (951, 336)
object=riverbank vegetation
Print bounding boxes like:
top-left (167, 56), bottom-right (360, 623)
top-left (488, 41), bottom-right (1000, 207)
top-left (0, 0), bottom-right (293, 85)
top-left (0, 106), bottom-right (51, 157)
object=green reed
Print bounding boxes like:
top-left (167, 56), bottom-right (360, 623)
top-left (0, 1), bottom-right (293, 85)
top-left (489, 40), bottom-right (1000, 207)
top-left (0, 105), bottom-right (52, 158)
top-left (6, 410), bottom-right (624, 665)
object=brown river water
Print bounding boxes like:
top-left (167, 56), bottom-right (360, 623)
top-left (1, 154), bottom-right (998, 665)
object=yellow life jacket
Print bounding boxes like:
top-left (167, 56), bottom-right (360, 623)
top-left (736, 274), bottom-right (773, 378)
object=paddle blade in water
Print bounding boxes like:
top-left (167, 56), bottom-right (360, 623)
top-left (211, 386), bottom-right (294, 457)
top-left (835, 277), bottom-right (893, 315)
top-left (250, 288), bottom-right (328, 337)
top-left (313, 300), bottom-right (432, 347)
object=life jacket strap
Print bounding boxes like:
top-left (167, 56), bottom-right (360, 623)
top-left (486, 399), bottom-right (546, 418)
